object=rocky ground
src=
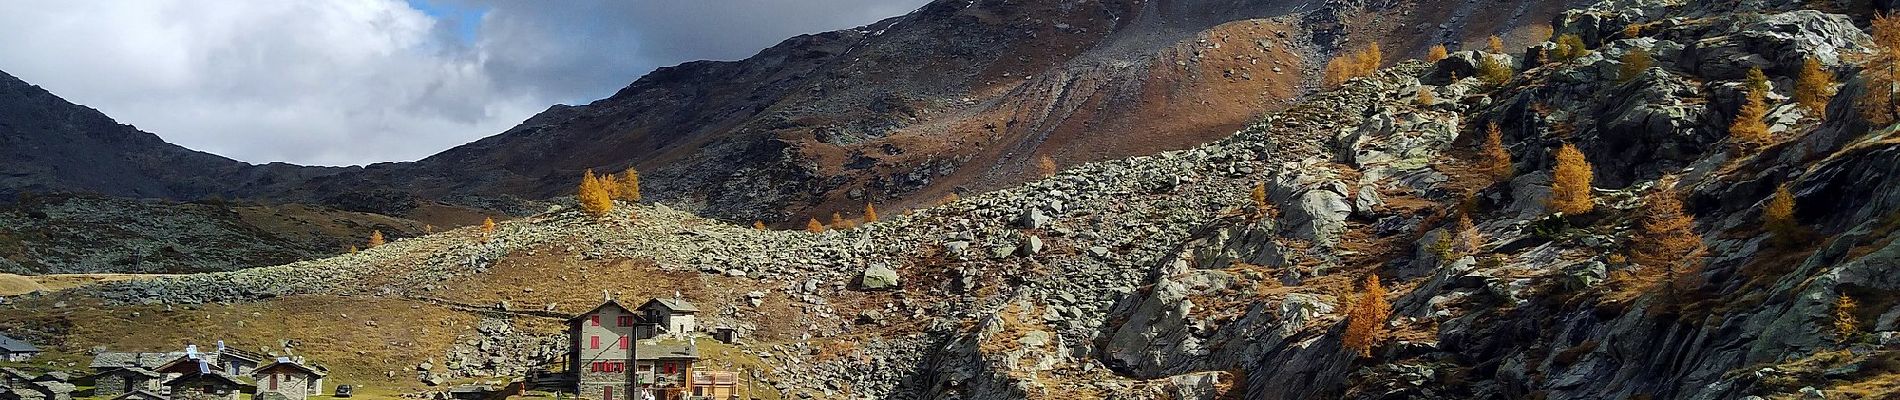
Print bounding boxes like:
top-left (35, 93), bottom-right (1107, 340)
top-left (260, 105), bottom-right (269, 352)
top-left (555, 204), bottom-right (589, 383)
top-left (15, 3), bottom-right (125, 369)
top-left (9, 0), bottom-right (1900, 399)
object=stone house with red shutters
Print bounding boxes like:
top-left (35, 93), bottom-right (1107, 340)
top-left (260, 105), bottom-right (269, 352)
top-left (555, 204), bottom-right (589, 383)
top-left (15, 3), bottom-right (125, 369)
top-left (566, 297), bottom-right (715, 400)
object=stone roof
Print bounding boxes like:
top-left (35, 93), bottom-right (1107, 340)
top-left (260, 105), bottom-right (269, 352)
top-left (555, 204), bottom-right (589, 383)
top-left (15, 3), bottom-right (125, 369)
top-left (641, 298), bottom-right (699, 313)
top-left (90, 352), bottom-right (186, 369)
top-left (253, 358), bottom-right (326, 378)
top-left (89, 367), bottom-right (161, 379)
top-left (0, 335), bottom-right (38, 353)
top-left (633, 338), bottom-right (698, 361)
top-left (109, 389), bottom-right (167, 400)
top-left (163, 361), bottom-right (253, 388)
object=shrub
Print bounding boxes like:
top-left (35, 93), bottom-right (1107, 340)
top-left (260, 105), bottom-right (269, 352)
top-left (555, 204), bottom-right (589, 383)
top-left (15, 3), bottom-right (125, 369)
top-left (1426, 44), bottom-right (1449, 62)
top-left (1037, 155), bottom-right (1057, 177)
top-left (865, 203), bottom-right (879, 223)
top-left (1794, 57), bottom-right (1836, 116)
top-left (1342, 275), bottom-right (1391, 358)
top-left (806, 218), bottom-right (825, 233)
top-left (368, 230), bottom-right (385, 248)
top-left (1729, 87), bottom-right (1772, 154)
top-left (1764, 185), bottom-right (1802, 246)
top-left (577, 169), bottom-right (614, 217)
top-left (1628, 185), bottom-right (1706, 294)
top-left (753, 220), bottom-right (766, 230)
top-left (1553, 34), bottom-right (1588, 62)
top-left (1862, 13), bottom-right (1900, 125)
top-left (1547, 144), bottom-right (1595, 214)
top-left (1476, 53), bottom-right (1512, 86)
top-left (1417, 87), bottom-right (1435, 106)
top-left (1487, 35), bottom-right (1505, 54)
top-left (1618, 48), bottom-right (1654, 82)
top-left (1479, 122), bottom-right (1514, 182)
top-left (1622, 23), bottom-right (1642, 38)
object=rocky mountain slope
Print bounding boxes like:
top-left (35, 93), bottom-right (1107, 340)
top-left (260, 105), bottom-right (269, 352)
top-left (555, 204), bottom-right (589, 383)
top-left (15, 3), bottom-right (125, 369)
top-left (0, 193), bottom-right (457, 274)
top-left (11, 0), bottom-right (1900, 399)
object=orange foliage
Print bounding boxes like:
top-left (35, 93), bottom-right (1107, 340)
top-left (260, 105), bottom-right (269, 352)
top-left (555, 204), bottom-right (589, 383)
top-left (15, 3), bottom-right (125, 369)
top-left (1729, 87), bottom-right (1772, 154)
top-left (577, 169), bottom-right (614, 217)
top-left (1547, 144), bottom-right (1594, 214)
top-left (1478, 123), bottom-right (1514, 182)
top-left (1628, 185), bottom-right (1706, 293)
top-left (1341, 275), bottom-right (1391, 358)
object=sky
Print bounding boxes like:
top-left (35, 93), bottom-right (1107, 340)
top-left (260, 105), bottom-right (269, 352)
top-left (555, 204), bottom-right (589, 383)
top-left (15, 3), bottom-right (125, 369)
top-left (0, 0), bottom-right (929, 166)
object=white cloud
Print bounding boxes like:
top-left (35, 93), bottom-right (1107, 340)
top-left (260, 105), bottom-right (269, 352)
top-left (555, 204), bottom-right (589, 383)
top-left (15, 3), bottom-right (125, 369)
top-left (0, 0), bottom-right (928, 166)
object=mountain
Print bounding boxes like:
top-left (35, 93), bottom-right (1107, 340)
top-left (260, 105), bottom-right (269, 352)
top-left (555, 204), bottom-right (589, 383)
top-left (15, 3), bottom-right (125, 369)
top-left (330, 0), bottom-right (1586, 224)
top-left (0, 70), bottom-right (344, 201)
top-left (10, 0), bottom-right (1899, 398)
top-left (0, 0), bottom-right (1582, 226)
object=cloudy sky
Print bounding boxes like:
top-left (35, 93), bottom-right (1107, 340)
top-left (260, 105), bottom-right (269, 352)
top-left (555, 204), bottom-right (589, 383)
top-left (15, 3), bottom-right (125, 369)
top-left (0, 0), bottom-right (928, 166)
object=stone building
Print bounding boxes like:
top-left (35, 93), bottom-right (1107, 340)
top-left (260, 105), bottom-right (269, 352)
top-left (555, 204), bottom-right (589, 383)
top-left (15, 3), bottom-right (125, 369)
top-left (568, 298), bottom-right (730, 400)
top-left (0, 336), bottom-right (37, 362)
top-left (637, 298), bottom-right (698, 336)
top-left (251, 358), bottom-right (326, 400)
top-left (161, 360), bottom-right (252, 400)
top-left (83, 367), bottom-right (161, 398)
top-left (568, 300), bottom-right (653, 400)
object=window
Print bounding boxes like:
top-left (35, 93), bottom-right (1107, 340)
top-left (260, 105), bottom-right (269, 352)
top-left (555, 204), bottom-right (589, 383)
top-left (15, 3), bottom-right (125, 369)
top-left (663, 363), bottom-right (676, 374)
top-left (590, 315), bottom-right (600, 326)
top-left (618, 337), bottom-right (629, 350)
top-left (269, 374), bottom-right (278, 391)
top-left (618, 316), bottom-right (634, 326)
top-left (603, 386), bottom-right (614, 400)
top-left (590, 336), bottom-right (601, 349)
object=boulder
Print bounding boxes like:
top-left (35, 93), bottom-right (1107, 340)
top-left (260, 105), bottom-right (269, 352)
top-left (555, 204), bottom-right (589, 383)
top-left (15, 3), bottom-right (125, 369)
top-left (858, 264), bottom-right (901, 290)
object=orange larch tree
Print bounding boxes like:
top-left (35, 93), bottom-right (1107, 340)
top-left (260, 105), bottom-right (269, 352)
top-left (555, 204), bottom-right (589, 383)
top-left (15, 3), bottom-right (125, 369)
top-left (368, 230), bottom-right (385, 248)
top-left (1628, 185), bottom-right (1706, 293)
top-left (577, 169), bottom-right (614, 217)
top-left (1547, 144), bottom-right (1595, 214)
top-left (1341, 275), bottom-right (1392, 358)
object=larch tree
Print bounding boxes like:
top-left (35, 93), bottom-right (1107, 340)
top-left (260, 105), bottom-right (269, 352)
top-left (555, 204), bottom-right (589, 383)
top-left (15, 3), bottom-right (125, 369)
top-left (1455, 213), bottom-right (1484, 256)
top-left (481, 217), bottom-right (497, 242)
top-left (1862, 13), bottom-right (1900, 125)
top-left (1618, 48), bottom-right (1654, 82)
top-left (1547, 144), bottom-right (1595, 215)
top-left (617, 167), bottom-right (642, 202)
top-left (1426, 44), bottom-right (1449, 62)
top-left (1251, 182), bottom-right (1270, 216)
top-left (865, 203), bottom-right (879, 223)
top-left (1835, 295), bottom-right (1860, 341)
top-left (1745, 67), bottom-right (1772, 94)
top-left (1037, 155), bottom-right (1057, 177)
top-left (577, 169), bottom-right (615, 217)
top-left (368, 230), bottom-right (385, 248)
top-left (753, 220), bottom-right (767, 230)
top-left (1729, 87), bottom-right (1772, 154)
top-left (348, 245), bottom-right (358, 254)
top-left (1487, 35), bottom-right (1505, 54)
top-left (1763, 185), bottom-right (1800, 245)
top-left (1360, 42), bottom-right (1384, 74)
top-left (1794, 57), bottom-right (1836, 116)
top-left (806, 218), bottom-right (826, 233)
top-left (1628, 185), bottom-right (1706, 294)
top-left (1417, 87), bottom-right (1435, 106)
top-left (1479, 122), bottom-right (1514, 182)
top-left (1341, 275), bottom-right (1392, 358)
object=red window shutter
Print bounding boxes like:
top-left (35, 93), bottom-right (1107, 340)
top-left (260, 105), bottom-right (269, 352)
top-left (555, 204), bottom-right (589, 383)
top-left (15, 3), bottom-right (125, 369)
top-left (590, 315), bottom-right (600, 326)
top-left (619, 337), bottom-right (629, 349)
top-left (603, 386), bottom-right (614, 400)
top-left (269, 374), bottom-right (278, 391)
top-left (590, 336), bottom-right (601, 349)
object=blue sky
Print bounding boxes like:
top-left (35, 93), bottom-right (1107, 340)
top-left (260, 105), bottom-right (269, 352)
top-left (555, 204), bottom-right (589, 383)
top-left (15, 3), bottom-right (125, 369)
top-left (0, 0), bottom-right (929, 166)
